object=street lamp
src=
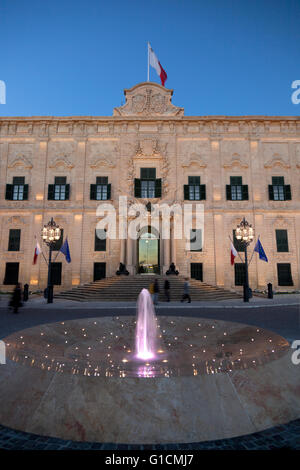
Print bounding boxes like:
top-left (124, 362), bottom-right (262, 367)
top-left (236, 217), bottom-right (254, 302)
top-left (42, 217), bottom-right (61, 303)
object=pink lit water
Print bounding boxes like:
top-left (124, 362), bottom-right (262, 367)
top-left (135, 288), bottom-right (159, 361)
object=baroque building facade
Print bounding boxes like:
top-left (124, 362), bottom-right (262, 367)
top-left (0, 82), bottom-right (299, 292)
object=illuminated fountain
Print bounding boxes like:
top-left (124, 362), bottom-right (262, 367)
top-left (135, 288), bottom-right (160, 361)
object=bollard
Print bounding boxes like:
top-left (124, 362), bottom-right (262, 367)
top-left (267, 283), bottom-right (273, 299)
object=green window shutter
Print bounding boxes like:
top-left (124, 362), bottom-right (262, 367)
top-left (155, 178), bottom-right (162, 198)
top-left (276, 229), bottom-right (289, 252)
top-left (65, 184), bottom-right (70, 200)
top-left (230, 176), bottom-right (242, 185)
top-left (134, 178), bottom-right (141, 197)
top-left (23, 184), bottom-right (29, 200)
top-left (284, 185), bottom-right (291, 200)
top-left (141, 168), bottom-right (156, 179)
top-left (200, 184), bottom-right (206, 200)
top-left (272, 176), bottom-right (284, 185)
top-left (242, 185), bottom-right (249, 200)
top-left (107, 183), bottom-right (111, 199)
top-left (268, 185), bottom-right (274, 200)
top-left (5, 184), bottom-right (13, 200)
top-left (184, 185), bottom-right (190, 200)
top-left (8, 229), bottom-right (21, 251)
top-left (188, 176), bottom-right (200, 185)
top-left (48, 184), bottom-right (54, 200)
top-left (90, 184), bottom-right (97, 200)
top-left (226, 185), bottom-right (232, 200)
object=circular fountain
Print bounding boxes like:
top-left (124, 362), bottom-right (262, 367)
top-left (0, 291), bottom-right (299, 444)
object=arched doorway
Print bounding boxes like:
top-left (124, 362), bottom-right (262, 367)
top-left (137, 226), bottom-right (160, 274)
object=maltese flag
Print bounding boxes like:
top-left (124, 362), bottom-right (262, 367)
top-left (148, 43), bottom-right (167, 86)
top-left (33, 240), bottom-right (41, 265)
top-left (230, 242), bottom-right (238, 265)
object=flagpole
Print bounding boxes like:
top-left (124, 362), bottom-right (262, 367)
top-left (147, 42), bottom-right (150, 81)
top-left (248, 234), bottom-right (260, 266)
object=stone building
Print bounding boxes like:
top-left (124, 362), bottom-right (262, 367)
top-left (0, 82), bottom-right (299, 292)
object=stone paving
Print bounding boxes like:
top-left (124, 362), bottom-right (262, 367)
top-left (0, 420), bottom-right (299, 450)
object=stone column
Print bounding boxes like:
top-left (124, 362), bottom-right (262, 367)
top-left (120, 238), bottom-right (126, 264)
top-left (163, 238), bottom-right (170, 274)
top-left (126, 236), bottom-right (133, 274)
top-left (171, 219), bottom-right (176, 267)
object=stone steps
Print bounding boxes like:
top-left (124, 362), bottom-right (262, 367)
top-left (55, 275), bottom-right (242, 302)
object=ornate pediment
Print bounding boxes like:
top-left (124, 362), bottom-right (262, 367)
top-left (49, 155), bottom-right (74, 169)
top-left (182, 153), bottom-right (207, 169)
top-left (113, 82), bottom-right (184, 117)
top-left (134, 139), bottom-right (167, 158)
top-left (90, 157), bottom-right (116, 169)
top-left (8, 154), bottom-right (33, 169)
top-left (264, 154), bottom-right (290, 169)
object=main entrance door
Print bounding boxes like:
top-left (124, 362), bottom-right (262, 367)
top-left (138, 228), bottom-right (160, 274)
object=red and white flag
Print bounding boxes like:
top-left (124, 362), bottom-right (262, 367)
top-left (230, 242), bottom-right (238, 265)
top-left (33, 241), bottom-right (41, 265)
top-left (149, 43), bottom-right (167, 86)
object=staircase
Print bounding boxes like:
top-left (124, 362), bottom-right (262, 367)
top-left (54, 275), bottom-right (242, 302)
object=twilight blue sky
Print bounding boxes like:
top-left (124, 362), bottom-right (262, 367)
top-left (0, 0), bottom-right (299, 117)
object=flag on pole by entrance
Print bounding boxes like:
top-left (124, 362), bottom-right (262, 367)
top-left (230, 242), bottom-right (238, 265)
top-left (60, 237), bottom-right (71, 263)
top-left (33, 240), bottom-right (41, 265)
top-left (148, 43), bottom-right (167, 86)
top-left (254, 238), bottom-right (268, 262)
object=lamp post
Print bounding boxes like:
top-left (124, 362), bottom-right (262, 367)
top-left (42, 217), bottom-right (61, 303)
top-left (235, 217), bottom-right (254, 302)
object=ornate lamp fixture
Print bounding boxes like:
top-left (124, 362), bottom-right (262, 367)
top-left (236, 217), bottom-right (254, 302)
top-left (41, 218), bottom-right (62, 303)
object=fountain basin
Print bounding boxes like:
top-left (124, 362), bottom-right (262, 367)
top-left (0, 316), bottom-right (299, 444)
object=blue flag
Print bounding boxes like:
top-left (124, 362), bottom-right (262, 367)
top-left (60, 237), bottom-right (71, 263)
top-left (254, 238), bottom-right (268, 262)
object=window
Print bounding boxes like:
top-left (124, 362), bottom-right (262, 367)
top-left (276, 229), bottom-right (289, 252)
top-left (90, 177), bottom-right (111, 201)
top-left (5, 177), bottom-right (28, 201)
top-left (4, 263), bottom-right (19, 285)
top-left (233, 229), bottom-right (245, 252)
top-left (234, 263), bottom-right (246, 286)
top-left (226, 177), bottom-right (248, 201)
top-left (190, 229), bottom-right (202, 252)
top-left (8, 229), bottom-right (21, 251)
top-left (269, 177), bottom-right (291, 201)
top-left (95, 229), bottom-right (106, 251)
top-left (191, 263), bottom-right (203, 281)
top-left (48, 177), bottom-right (70, 200)
top-left (277, 263), bottom-right (293, 286)
top-left (134, 168), bottom-right (161, 198)
top-left (184, 176), bottom-right (206, 200)
top-left (52, 229), bottom-right (63, 251)
top-left (50, 262), bottom-right (62, 285)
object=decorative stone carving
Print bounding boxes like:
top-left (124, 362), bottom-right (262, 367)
top-left (264, 156), bottom-right (291, 169)
top-left (114, 82), bottom-right (184, 117)
top-left (8, 154), bottom-right (33, 169)
top-left (49, 155), bottom-right (74, 169)
top-left (182, 153), bottom-right (207, 169)
top-left (7, 216), bottom-right (26, 225)
top-left (223, 154), bottom-right (249, 169)
top-left (90, 157), bottom-right (116, 169)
